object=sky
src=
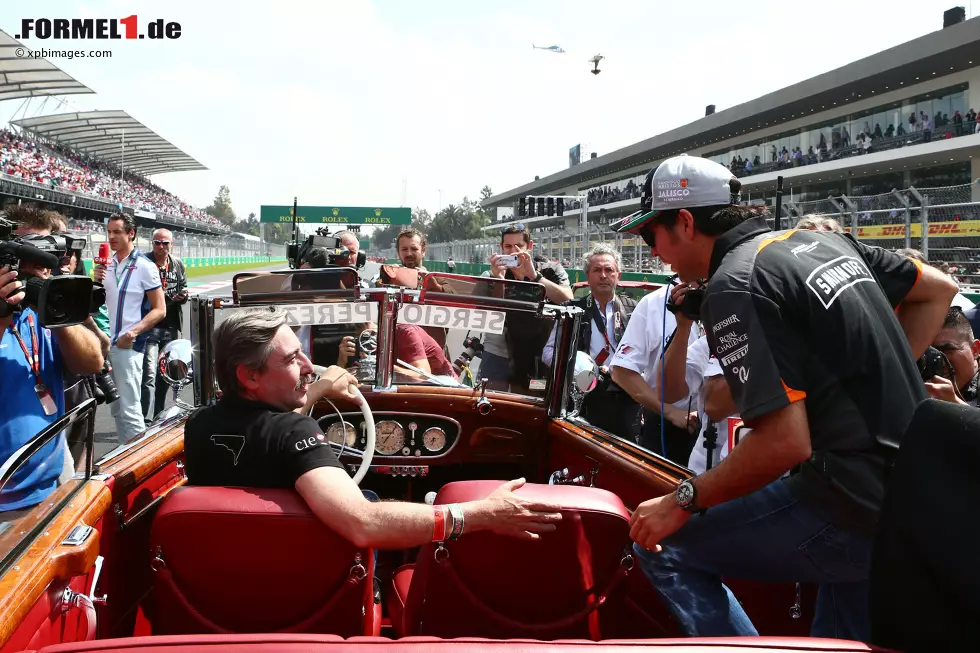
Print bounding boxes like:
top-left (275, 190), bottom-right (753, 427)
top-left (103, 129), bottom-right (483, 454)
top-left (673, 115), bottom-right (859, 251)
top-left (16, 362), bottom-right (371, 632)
top-left (0, 0), bottom-right (973, 233)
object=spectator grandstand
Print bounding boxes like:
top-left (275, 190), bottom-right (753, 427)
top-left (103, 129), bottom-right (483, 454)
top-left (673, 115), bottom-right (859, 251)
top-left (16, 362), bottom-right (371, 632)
top-left (0, 128), bottom-right (219, 226)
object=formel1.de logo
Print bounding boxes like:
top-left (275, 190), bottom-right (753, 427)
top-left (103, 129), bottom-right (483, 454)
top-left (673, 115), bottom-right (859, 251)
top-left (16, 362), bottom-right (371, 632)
top-left (17, 17), bottom-right (182, 40)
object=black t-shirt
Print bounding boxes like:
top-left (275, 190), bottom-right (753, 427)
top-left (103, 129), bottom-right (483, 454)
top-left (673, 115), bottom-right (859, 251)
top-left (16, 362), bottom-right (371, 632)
top-left (702, 217), bottom-right (925, 537)
top-left (152, 255), bottom-right (187, 332)
top-left (184, 396), bottom-right (343, 488)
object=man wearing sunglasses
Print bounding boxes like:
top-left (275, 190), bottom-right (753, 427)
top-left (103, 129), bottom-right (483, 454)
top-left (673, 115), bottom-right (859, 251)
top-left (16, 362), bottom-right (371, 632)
top-left (141, 229), bottom-right (188, 423)
top-left (614, 154), bottom-right (957, 642)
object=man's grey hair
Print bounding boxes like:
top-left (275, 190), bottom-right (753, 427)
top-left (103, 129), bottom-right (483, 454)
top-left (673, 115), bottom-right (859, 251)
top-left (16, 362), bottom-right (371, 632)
top-left (153, 228), bottom-right (173, 240)
top-left (795, 215), bottom-right (842, 233)
top-left (334, 230), bottom-right (358, 249)
top-left (213, 306), bottom-right (288, 398)
top-left (583, 243), bottom-right (622, 272)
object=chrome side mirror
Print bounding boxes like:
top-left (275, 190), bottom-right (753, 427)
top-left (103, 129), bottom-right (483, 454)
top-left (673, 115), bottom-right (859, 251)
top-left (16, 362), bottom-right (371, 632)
top-left (159, 339), bottom-right (195, 411)
top-left (573, 350), bottom-right (599, 394)
top-left (568, 351), bottom-right (599, 416)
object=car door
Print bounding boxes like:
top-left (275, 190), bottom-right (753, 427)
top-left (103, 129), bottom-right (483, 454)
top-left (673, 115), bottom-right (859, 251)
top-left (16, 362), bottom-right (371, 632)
top-left (0, 400), bottom-right (109, 652)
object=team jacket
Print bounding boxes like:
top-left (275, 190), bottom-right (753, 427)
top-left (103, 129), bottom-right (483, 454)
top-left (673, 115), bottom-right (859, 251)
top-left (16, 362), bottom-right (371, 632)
top-left (701, 216), bottom-right (925, 536)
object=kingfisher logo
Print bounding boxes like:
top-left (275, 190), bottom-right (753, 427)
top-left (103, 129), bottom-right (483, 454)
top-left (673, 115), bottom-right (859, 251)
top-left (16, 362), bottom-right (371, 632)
top-left (17, 16), bottom-right (182, 40)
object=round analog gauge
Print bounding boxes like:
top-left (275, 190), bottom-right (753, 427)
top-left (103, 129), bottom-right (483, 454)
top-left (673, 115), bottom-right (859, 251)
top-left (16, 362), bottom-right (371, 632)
top-left (375, 420), bottom-right (406, 455)
top-left (326, 421), bottom-right (357, 448)
top-left (422, 427), bottom-right (447, 453)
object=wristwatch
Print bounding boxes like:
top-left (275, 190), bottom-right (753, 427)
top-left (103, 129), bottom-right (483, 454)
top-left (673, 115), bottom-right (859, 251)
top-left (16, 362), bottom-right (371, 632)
top-left (675, 478), bottom-right (700, 513)
top-left (533, 271), bottom-right (543, 283)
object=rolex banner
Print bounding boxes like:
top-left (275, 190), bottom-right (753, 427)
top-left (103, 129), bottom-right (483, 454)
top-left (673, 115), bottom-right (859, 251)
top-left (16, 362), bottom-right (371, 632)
top-left (260, 205), bottom-right (411, 225)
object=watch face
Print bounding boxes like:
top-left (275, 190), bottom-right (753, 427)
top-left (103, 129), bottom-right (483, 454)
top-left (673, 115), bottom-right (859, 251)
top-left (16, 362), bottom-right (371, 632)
top-left (677, 481), bottom-right (695, 507)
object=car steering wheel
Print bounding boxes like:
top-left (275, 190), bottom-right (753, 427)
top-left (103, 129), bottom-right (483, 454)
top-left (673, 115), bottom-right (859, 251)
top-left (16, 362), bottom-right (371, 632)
top-left (310, 382), bottom-right (376, 485)
top-left (347, 385), bottom-right (376, 485)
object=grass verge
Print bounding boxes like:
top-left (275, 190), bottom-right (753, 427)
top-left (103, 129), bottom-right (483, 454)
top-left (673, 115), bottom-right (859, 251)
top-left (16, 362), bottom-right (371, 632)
top-left (186, 259), bottom-right (286, 280)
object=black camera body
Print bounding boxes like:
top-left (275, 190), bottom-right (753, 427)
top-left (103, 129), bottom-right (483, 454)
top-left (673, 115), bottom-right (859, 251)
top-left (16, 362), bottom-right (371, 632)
top-left (918, 345), bottom-right (955, 382)
top-left (287, 228), bottom-right (366, 270)
top-left (665, 276), bottom-right (706, 321)
top-left (0, 218), bottom-right (99, 327)
top-left (452, 334), bottom-right (484, 376)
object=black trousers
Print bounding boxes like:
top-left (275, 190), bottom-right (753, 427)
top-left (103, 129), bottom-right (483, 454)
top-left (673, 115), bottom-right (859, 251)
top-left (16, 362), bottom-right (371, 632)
top-left (639, 408), bottom-right (695, 466)
top-left (581, 389), bottom-right (641, 443)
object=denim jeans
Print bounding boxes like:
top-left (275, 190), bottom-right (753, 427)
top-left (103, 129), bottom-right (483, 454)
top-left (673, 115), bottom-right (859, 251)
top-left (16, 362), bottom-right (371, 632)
top-left (141, 327), bottom-right (178, 423)
top-left (109, 346), bottom-right (146, 444)
top-left (476, 351), bottom-right (510, 389)
top-left (633, 479), bottom-right (871, 641)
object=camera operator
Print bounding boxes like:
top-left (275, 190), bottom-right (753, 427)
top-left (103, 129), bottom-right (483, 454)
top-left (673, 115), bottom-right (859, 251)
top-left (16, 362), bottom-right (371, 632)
top-left (94, 213), bottom-right (166, 443)
top-left (141, 229), bottom-right (187, 423)
top-left (0, 253), bottom-right (103, 516)
top-left (615, 154), bottom-right (957, 641)
top-left (542, 244), bottom-right (640, 440)
top-left (923, 306), bottom-right (980, 407)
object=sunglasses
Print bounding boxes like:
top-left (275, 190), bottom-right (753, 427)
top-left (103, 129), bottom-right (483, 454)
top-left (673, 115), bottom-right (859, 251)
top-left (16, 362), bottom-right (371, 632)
top-left (153, 240), bottom-right (172, 246)
top-left (502, 224), bottom-right (527, 234)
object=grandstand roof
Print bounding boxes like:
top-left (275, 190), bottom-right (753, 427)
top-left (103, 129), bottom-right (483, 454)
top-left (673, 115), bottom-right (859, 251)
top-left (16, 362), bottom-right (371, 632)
top-left (11, 110), bottom-right (207, 177)
top-left (0, 30), bottom-right (95, 101)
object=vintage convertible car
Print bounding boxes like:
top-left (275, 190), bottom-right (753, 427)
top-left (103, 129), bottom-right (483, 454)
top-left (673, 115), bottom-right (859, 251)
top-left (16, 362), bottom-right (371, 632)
top-left (0, 267), bottom-right (898, 652)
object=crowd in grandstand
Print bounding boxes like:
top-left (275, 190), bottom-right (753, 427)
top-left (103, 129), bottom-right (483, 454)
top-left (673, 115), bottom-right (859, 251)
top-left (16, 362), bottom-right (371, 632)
top-left (0, 128), bottom-right (217, 226)
top-left (727, 109), bottom-right (980, 177)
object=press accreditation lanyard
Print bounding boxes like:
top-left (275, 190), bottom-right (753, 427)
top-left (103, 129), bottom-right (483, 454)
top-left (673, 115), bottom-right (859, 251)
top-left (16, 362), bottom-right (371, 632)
top-left (587, 296), bottom-right (620, 366)
top-left (111, 250), bottom-right (139, 346)
top-left (9, 314), bottom-right (57, 416)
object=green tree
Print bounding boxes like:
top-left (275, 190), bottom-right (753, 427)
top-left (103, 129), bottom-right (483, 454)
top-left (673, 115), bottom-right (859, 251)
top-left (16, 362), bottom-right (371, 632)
top-left (205, 185), bottom-right (237, 226)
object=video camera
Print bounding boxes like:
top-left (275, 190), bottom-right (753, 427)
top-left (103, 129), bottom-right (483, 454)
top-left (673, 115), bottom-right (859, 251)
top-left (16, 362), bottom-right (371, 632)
top-left (287, 227), bottom-right (366, 270)
top-left (0, 218), bottom-right (103, 327)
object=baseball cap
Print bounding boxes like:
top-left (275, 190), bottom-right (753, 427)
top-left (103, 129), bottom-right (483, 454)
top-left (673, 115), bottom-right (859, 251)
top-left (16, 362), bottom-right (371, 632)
top-left (612, 154), bottom-right (740, 235)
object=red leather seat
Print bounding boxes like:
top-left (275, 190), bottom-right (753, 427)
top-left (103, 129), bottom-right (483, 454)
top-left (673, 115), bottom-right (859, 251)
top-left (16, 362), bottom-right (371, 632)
top-left (390, 481), bottom-right (636, 640)
top-left (149, 486), bottom-right (379, 636)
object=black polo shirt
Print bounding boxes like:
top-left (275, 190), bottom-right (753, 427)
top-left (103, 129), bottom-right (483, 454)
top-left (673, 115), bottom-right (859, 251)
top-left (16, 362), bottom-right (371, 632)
top-left (184, 396), bottom-right (343, 488)
top-left (702, 217), bottom-right (925, 537)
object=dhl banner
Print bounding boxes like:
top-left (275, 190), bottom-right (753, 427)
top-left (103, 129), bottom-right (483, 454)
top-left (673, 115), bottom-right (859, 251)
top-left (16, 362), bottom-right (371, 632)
top-left (846, 219), bottom-right (980, 239)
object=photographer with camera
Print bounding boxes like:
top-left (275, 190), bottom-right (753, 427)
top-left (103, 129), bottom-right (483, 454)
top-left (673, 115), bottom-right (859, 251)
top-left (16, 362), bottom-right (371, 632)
top-left (614, 154), bottom-right (957, 641)
top-left (141, 229), bottom-right (187, 423)
top-left (541, 244), bottom-right (641, 440)
top-left (921, 306), bottom-right (980, 407)
top-left (0, 243), bottom-right (104, 515)
top-left (94, 213), bottom-right (166, 443)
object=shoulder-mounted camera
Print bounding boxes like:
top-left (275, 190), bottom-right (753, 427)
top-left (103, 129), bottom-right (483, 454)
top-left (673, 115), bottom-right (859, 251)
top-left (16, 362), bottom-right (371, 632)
top-left (287, 227), bottom-right (366, 270)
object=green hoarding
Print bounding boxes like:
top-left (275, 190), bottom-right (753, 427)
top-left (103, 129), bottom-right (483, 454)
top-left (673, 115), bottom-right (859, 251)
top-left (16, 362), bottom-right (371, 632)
top-left (260, 205), bottom-right (411, 225)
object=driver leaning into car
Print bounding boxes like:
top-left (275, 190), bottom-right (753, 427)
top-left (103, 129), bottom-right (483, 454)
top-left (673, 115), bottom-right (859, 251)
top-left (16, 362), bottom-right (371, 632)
top-left (184, 306), bottom-right (562, 549)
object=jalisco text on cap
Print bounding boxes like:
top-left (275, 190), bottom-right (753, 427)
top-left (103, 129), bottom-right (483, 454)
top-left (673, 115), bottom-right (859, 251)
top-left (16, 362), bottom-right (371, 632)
top-left (17, 17), bottom-right (182, 40)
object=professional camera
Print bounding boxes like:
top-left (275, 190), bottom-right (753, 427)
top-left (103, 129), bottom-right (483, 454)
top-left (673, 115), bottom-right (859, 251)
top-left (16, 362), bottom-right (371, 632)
top-left (917, 345), bottom-right (956, 383)
top-left (0, 218), bottom-right (95, 327)
top-left (287, 227), bottom-right (366, 270)
top-left (452, 334), bottom-right (484, 376)
top-left (93, 359), bottom-right (121, 404)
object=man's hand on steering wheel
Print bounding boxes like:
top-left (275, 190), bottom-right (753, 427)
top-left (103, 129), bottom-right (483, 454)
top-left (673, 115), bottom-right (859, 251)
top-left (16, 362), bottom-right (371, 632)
top-left (309, 365), bottom-right (359, 404)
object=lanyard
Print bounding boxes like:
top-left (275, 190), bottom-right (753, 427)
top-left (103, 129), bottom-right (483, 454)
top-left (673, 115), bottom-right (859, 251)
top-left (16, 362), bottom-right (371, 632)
top-left (157, 256), bottom-right (170, 290)
top-left (9, 313), bottom-right (41, 387)
top-left (112, 249), bottom-right (140, 344)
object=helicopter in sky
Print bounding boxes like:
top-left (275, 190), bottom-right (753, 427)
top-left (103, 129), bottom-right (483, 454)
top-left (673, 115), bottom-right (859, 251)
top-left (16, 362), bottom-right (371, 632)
top-left (589, 53), bottom-right (604, 75)
top-left (532, 44), bottom-right (565, 53)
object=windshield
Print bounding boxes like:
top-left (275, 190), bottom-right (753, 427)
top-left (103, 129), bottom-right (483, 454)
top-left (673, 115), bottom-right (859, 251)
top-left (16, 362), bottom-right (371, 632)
top-left (389, 273), bottom-right (560, 398)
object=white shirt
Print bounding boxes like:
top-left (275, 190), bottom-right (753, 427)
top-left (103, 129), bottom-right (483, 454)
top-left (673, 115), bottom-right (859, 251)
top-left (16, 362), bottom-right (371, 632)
top-left (685, 336), bottom-right (735, 474)
top-left (104, 248), bottom-right (160, 340)
top-left (541, 297), bottom-right (617, 368)
top-left (608, 286), bottom-right (701, 410)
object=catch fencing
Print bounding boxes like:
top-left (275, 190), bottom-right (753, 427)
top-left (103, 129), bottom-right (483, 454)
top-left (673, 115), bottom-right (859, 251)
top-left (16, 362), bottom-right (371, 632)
top-left (409, 181), bottom-right (980, 286)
